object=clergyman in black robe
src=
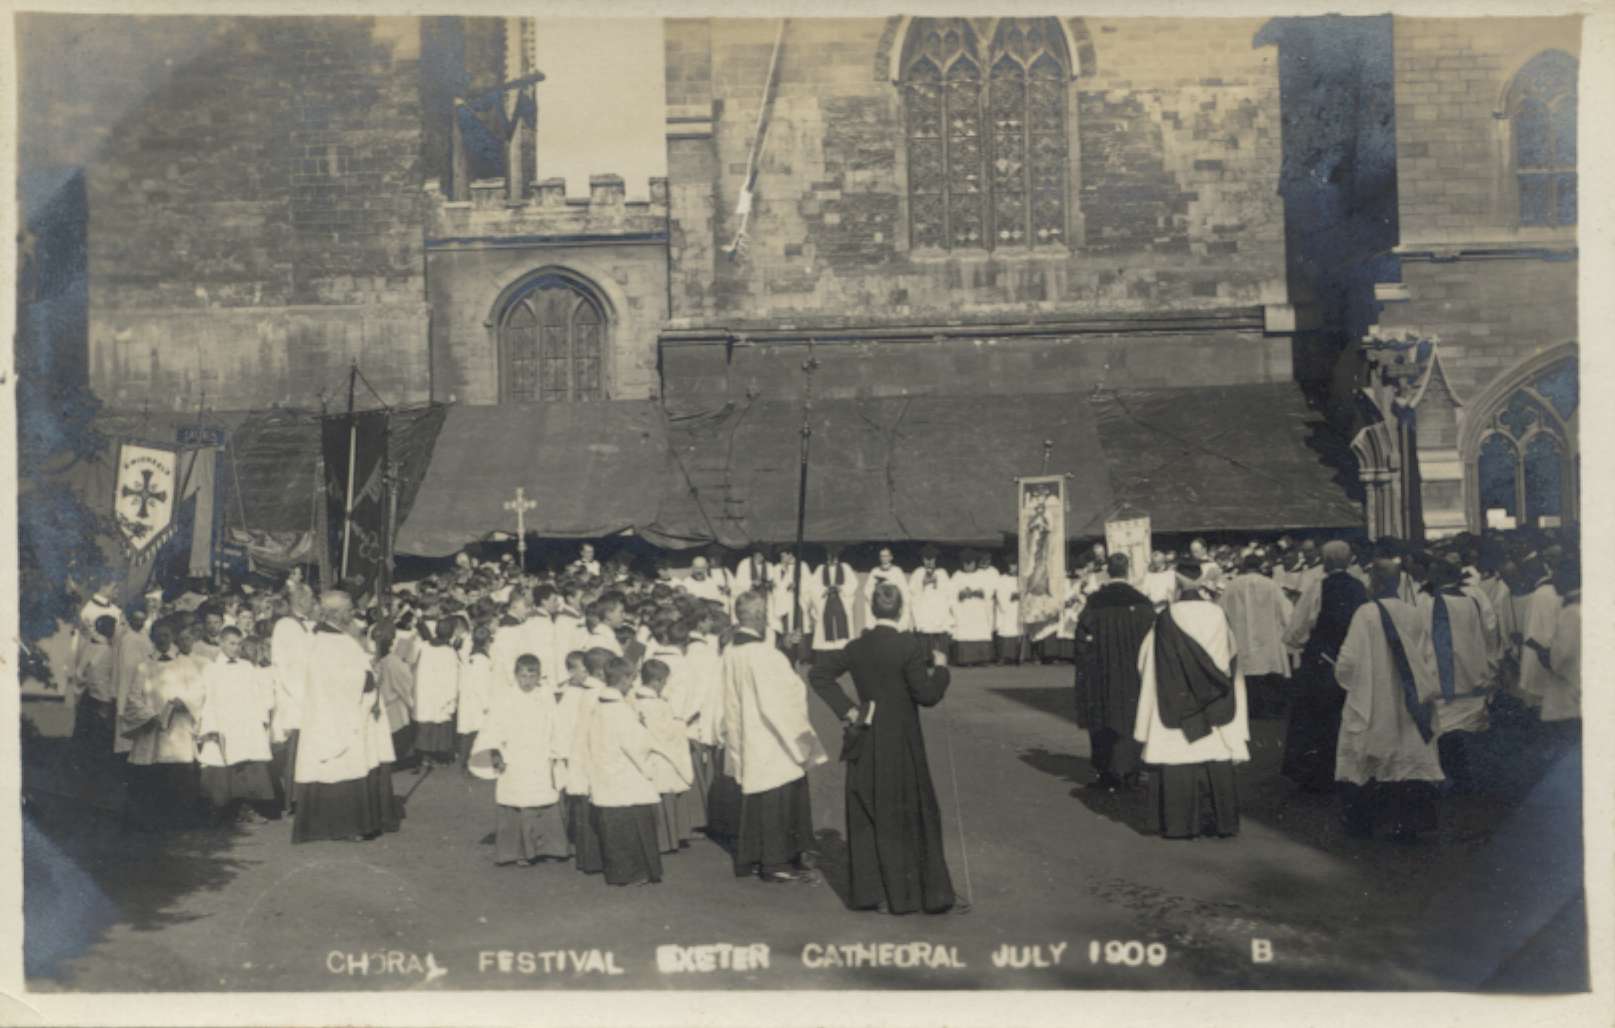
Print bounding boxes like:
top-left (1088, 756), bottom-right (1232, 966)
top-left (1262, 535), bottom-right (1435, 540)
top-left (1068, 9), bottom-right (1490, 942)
top-left (1280, 540), bottom-right (1369, 792)
top-left (1074, 553), bottom-right (1158, 789)
top-left (807, 582), bottom-right (961, 916)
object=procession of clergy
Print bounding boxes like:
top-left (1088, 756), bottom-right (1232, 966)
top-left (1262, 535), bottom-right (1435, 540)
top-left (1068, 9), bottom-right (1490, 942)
top-left (65, 525), bottom-right (1580, 908)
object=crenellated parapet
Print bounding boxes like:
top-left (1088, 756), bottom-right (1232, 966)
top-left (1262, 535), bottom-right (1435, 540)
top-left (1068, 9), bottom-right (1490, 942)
top-left (424, 173), bottom-right (668, 244)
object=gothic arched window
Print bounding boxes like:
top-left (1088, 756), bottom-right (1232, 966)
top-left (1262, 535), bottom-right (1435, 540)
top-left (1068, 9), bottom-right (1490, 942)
top-left (1472, 358), bottom-right (1577, 528)
top-left (1509, 51), bottom-right (1577, 227)
top-left (901, 17), bottom-right (1070, 252)
top-left (498, 274), bottom-right (606, 403)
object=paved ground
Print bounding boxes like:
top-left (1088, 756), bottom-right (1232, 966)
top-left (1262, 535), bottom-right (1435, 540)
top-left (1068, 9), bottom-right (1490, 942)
top-left (21, 663), bottom-right (1587, 992)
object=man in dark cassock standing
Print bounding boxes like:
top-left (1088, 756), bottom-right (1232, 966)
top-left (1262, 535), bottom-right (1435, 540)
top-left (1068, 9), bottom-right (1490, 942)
top-left (1279, 540), bottom-right (1368, 792)
top-left (808, 582), bottom-right (963, 915)
top-left (1074, 553), bottom-right (1157, 791)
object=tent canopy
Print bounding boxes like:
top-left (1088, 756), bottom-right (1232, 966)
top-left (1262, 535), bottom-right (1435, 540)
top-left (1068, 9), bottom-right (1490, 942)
top-left (393, 401), bottom-right (669, 557)
top-left (54, 384), bottom-right (1362, 563)
top-left (643, 393), bottom-right (1112, 548)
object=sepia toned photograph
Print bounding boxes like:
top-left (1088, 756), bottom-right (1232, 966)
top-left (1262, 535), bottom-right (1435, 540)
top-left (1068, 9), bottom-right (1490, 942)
top-left (8, 1), bottom-right (1603, 1014)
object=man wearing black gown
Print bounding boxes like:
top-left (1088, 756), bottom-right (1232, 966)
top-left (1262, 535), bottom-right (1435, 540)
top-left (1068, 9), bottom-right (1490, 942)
top-left (1073, 553), bottom-right (1158, 790)
top-left (1280, 540), bottom-right (1369, 791)
top-left (807, 583), bottom-right (963, 915)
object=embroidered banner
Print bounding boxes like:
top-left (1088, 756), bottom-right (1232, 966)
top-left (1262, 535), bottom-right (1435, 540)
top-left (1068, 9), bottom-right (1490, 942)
top-left (114, 443), bottom-right (180, 559)
top-left (1016, 475), bottom-right (1066, 630)
top-left (322, 410), bottom-right (390, 593)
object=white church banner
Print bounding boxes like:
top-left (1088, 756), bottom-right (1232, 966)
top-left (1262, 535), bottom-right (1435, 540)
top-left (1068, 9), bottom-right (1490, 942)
top-left (1017, 475), bottom-right (1066, 629)
top-left (115, 442), bottom-right (180, 558)
top-left (1104, 509), bottom-right (1152, 587)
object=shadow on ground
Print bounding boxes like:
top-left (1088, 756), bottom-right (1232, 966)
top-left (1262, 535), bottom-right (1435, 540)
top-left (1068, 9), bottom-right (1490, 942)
top-left (22, 724), bottom-right (257, 981)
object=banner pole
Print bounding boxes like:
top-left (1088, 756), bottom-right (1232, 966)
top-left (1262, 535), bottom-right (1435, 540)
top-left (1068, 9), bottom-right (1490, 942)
top-left (339, 362), bottom-right (358, 582)
top-left (791, 343), bottom-right (819, 637)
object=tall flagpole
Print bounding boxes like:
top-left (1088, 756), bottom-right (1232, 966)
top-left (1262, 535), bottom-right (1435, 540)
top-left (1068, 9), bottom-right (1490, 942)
top-left (791, 342), bottom-right (819, 640)
top-left (339, 361), bottom-right (359, 582)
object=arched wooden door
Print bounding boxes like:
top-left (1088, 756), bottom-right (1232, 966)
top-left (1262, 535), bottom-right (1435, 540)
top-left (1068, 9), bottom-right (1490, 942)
top-left (499, 277), bottom-right (605, 403)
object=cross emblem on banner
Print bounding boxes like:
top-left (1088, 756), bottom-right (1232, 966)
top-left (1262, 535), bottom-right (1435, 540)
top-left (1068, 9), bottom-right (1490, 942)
top-left (122, 469), bottom-right (169, 518)
top-left (504, 487), bottom-right (537, 568)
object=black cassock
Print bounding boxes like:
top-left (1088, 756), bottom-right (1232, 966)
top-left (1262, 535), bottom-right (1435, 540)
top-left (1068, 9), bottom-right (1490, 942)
top-left (1073, 582), bottom-right (1158, 780)
top-left (1281, 570), bottom-right (1368, 790)
top-left (808, 625), bottom-right (956, 915)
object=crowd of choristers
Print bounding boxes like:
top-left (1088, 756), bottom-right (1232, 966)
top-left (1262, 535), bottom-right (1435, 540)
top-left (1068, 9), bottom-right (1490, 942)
top-left (58, 526), bottom-right (1579, 876)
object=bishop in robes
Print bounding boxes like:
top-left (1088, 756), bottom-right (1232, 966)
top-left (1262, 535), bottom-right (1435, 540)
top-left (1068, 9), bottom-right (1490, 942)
top-left (1279, 541), bottom-right (1368, 792)
top-left (291, 592), bottom-right (403, 844)
top-left (1133, 562), bottom-right (1250, 839)
top-left (1333, 559), bottom-right (1444, 841)
top-left (808, 582), bottom-right (961, 915)
top-left (720, 592), bottom-right (829, 883)
top-left (1074, 553), bottom-right (1157, 790)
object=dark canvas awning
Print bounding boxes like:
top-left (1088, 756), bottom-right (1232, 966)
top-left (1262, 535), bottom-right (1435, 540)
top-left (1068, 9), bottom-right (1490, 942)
top-left (394, 401), bottom-right (669, 556)
top-left (643, 393), bottom-right (1113, 548)
top-left (1087, 383), bottom-right (1363, 534)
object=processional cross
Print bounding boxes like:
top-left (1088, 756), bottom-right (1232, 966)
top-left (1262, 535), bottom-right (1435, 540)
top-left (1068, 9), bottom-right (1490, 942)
top-left (504, 487), bottom-right (537, 570)
top-left (123, 469), bottom-right (168, 518)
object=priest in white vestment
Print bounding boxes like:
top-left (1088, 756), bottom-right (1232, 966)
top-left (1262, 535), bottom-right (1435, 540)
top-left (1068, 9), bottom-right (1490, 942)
top-left (908, 545), bottom-right (955, 655)
top-left (291, 592), bottom-right (401, 844)
top-left (1134, 563), bottom-right (1250, 838)
top-left (1333, 560), bottom-right (1444, 840)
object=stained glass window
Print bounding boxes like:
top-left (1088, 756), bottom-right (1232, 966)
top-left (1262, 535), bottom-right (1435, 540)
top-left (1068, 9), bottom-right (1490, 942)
top-left (499, 277), bottom-right (607, 403)
top-left (1471, 358), bottom-right (1577, 528)
top-left (902, 17), bottom-right (1068, 251)
top-left (1511, 51), bottom-right (1577, 228)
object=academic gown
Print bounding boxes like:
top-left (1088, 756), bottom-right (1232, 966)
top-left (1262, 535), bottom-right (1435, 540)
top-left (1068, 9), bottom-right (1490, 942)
top-left (1073, 582), bottom-right (1157, 777)
top-left (1280, 571), bottom-right (1367, 790)
top-left (808, 624), bottom-right (956, 914)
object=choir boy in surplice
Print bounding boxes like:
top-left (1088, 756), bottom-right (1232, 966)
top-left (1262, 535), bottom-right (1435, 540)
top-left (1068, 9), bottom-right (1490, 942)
top-left (993, 554), bottom-right (1026, 665)
top-left (479, 654), bottom-right (569, 866)
top-left (587, 657), bottom-right (665, 886)
top-left (634, 659), bottom-right (697, 853)
top-left (865, 546), bottom-right (912, 632)
top-left (681, 611), bottom-right (725, 830)
top-left (559, 648), bottom-right (615, 874)
top-left (196, 627), bottom-right (277, 824)
top-left (908, 545), bottom-right (955, 657)
top-left (949, 549), bottom-right (997, 667)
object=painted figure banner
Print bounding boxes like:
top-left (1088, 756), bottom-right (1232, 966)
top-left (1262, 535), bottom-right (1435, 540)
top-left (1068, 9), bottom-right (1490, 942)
top-left (1017, 475), bottom-right (1066, 631)
top-left (114, 443), bottom-right (180, 558)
